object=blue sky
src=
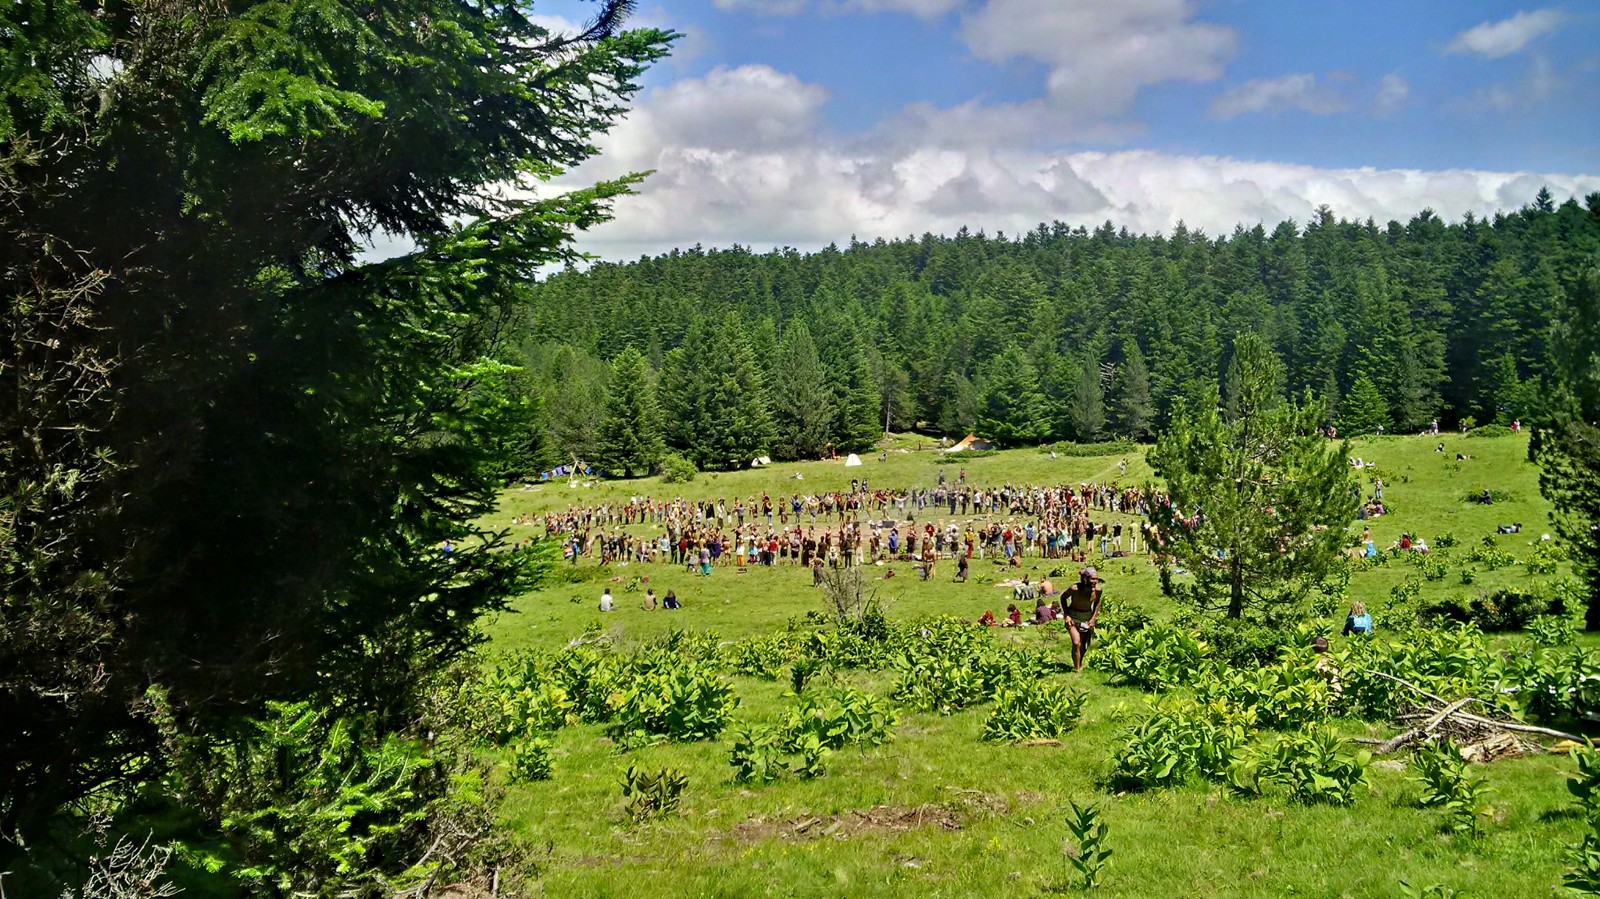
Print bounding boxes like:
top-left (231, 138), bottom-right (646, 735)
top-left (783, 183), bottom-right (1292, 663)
top-left (531, 0), bottom-right (1600, 259)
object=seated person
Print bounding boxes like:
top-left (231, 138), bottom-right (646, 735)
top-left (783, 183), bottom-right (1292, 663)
top-left (1034, 599), bottom-right (1056, 624)
top-left (1342, 601), bottom-right (1373, 635)
top-left (663, 590), bottom-right (681, 610)
top-left (599, 590), bottom-right (615, 612)
top-left (1002, 604), bottom-right (1022, 628)
top-left (978, 609), bottom-right (998, 627)
top-left (641, 589), bottom-right (658, 610)
top-left (1039, 578), bottom-right (1054, 597)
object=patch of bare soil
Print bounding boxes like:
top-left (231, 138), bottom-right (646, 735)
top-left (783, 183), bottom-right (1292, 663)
top-left (730, 804), bottom-right (962, 843)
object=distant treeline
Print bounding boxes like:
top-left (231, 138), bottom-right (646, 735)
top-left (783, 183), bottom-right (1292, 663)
top-left (508, 189), bottom-right (1600, 473)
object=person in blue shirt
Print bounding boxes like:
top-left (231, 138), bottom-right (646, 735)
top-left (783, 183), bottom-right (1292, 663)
top-left (1342, 601), bottom-right (1373, 636)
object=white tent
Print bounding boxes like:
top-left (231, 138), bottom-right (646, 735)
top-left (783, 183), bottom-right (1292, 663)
top-left (844, 453), bottom-right (862, 467)
top-left (751, 455), bottom-right (772, 467)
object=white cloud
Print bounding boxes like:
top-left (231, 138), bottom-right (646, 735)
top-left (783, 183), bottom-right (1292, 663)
top-left (1374, 73), bottom-right (1409, 115)
top-left (1209, 74), bottom-right (1346, 120)
top-left (960, 0), bottom-right (1235, 122)
top-left (1447, 9), bottom-right (1566, 59)
top-left (553, 65), bottom-right (1600, 260)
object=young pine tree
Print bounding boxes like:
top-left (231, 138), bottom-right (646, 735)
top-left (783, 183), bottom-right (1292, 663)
top-left (1339, 374), bottom-right (1390, 436)
top-left (1113, 342), bottom-right (1155, 441)
top-left (1148, 333), bottom-right (1358, 620)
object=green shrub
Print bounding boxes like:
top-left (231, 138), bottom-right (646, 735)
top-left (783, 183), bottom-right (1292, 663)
top-left (1565, 746), bottom-right (1600, 894)
top-left (723, 634), bottom-right (794, 680)
top-left (1530, 614), bottom-right (1578, 648)
top-left (891, 653), bottom-right (986, 714)
top-left (1527, 540), bottom-right (1566, 575)
top-left (509, 735), bottom-right (553, 783)
top-left (983, 683), bottom-right (1088, 742)
top-left (1110, 699), bottom-right (1252, 791)
top-left (728, 725), bottom-right (785, 785)
top-left (1499, 647), bottom-right (1600, 722)
top-left (1469, 424), bottom-right (1513, 438)
top-left (1251, 728), bottom-right (1370, 805)
top-left (1435, 532), bottom-right (1459, 549)
top-left (1464, 543), bottom-right (1516, 570)
top-left (605, 652), bottom-right (738, 749)
top-left (1411, 738), bottom-right (1493, 836)
top-left (659, 453), bottom-right (697, 483)
top-left (620, 766), bottom-right (687, 822)
top-left (1095, 623), bottom-right (1210, 692)
top-left (778, 686), bottom-right (898, 751)
top-left (1195, 654), bottom-right (1334, 731)
top-left (1188, 618), bottom-right (1294, 668)
top-left (550, 645), bottom-right (623, 723)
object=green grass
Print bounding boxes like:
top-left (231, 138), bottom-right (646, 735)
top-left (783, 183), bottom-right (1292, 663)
top-left (480, 433), bottom-right (1589, 897)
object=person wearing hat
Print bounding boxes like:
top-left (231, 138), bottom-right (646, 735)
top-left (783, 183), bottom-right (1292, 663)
top-left (1063, 567), bottom-right (1103, 672)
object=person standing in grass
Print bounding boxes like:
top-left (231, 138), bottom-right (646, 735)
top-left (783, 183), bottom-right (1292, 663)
top-left (1063, 567), bottom-right (1103, 673)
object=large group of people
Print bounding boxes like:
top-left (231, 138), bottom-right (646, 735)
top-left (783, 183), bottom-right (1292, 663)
top-left (528, 480), bottom-right (1155, 574)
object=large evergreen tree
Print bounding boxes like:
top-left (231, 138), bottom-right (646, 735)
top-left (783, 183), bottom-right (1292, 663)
top-left (1113, 342), bottom-right (1156, 441)
top-left (0, 0), bottom-right (669, 854)
top-left (976, 345), bottom-right (1048, 446)
top-left (1149, 334), bottom-right (1358, 620)
top-left (1071, 354), bottom-right (1108, 442)
top-left (772, 323), bottom-right (836, 460)
top-left (596, 346), bottom-right (665, 476)
top-left (1534, 259), bottom-right (1600, 628)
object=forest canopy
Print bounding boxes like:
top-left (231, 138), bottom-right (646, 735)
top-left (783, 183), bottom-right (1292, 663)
top-left (516, 192), bottom-right (1600, 470)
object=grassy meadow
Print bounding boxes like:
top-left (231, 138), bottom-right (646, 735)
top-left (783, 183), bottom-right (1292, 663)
top-left (477, 432), bottom-right (1592, 898)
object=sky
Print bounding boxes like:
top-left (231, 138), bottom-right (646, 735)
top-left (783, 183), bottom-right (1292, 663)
top-left (527, 0), bottom-right (1600, 261)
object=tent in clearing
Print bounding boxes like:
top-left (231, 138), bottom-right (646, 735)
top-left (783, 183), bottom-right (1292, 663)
top-left (844, 453), bottom-right (862, 467)
top-left (751, 456), bottom-right (772, 467)
top-left (945, 433), bottom-right (994, 452)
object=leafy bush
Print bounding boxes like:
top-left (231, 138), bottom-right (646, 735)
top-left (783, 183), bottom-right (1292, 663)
top-left (549, 645), bottom-right (623, 723)
top-left (779, 685), bottom-right (898, 751)
top-left (1530, 614), bottom-right (1578, 648)
top-left (1468, 588), bottom-right (1551, 631)
top-left (1336, 625), bottom-right (1500, 720)
top-left (1045, 439), bottom-right (1138, 458)
top-left (1195, 653), bottom-right (1334, 731)
top-left (509, 735), bottom-right (553, 783)
top-left (1095, 623), bottom-right (1210, 692)
top-left (1411, 738), bottom-right (1493, 835)
top-left (1469, 424), bottom-right (1513, 438)
top-left (1499, 647), bottom-right (1600, 723)
top-left (723, 634), bottom-right (795, 680)
top-left (1188, 618), bottom-right (1295, 669)
top-left (1110, 699), bottom-right (1252, 791)
top-left (891, 653), bottom-right (986, 714)
top-left (659, 453), bottom-right (697, 483)
top-left (983, 683), bottom-right (1087, 742)
top-left (605, 652), bottom-right (738, 749)
top-left (620, 766), bottom-right (687, 822)
top-left (1527, 540), bottom-right (1566, 575)
top-left (1435, 532), bottom-right (1459, 549)
top-left (1464, 543), bottom-right (1516, 570)
top-left (1566, 746), bottom-right (1600, 895)
top-left (481, 653), bottom-right (575, 740)
top-left (728, 725), bottom-right (786, 785)
top-left (1245, 728), bottom-right (1370, 805)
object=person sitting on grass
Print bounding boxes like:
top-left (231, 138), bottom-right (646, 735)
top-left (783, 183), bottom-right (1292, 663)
top-left (641, 589), bottom-right (657, 611)
top-left (1342, 601), bottom-right (1373, 636)
top-left (1002, 604), bottom-right (1022, 628)
top-left (1034, 597), bottom-right (1056, 625)
top-left (663, 590), bottom-right (681, 610)
top-left (978, 609), bottom-right (998, 627)
top-left (599, 590), bottom-right (615, 612)
top-left (1063, 567), bottom-right (1103, 673)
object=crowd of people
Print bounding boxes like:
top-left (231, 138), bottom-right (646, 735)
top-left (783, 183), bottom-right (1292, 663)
top-left (527, 480), bottom-right (1155, 574)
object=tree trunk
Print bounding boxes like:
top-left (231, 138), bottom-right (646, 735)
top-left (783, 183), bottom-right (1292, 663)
top-left (1228, 558), bottom-right (1244, 619)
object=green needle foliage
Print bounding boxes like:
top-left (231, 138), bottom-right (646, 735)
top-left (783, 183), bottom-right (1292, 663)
top-left (0, 0), bottom-right (672, 870)
top-left (1149, 333), bottom-right (1359, 620)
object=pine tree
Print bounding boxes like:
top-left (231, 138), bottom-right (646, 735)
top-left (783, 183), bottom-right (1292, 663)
top-left (1071, 355), bottom-right (1107, 442)
top-left (595, 347), bottom-right (665, 477)
top-left (976, 344), bottom-right (1048, 446)
top-left (1149, 333), bottom-right (1357, 620)
top-left (821, 322), bottom-right (881, 451)
top-left (1113, 342), bottom-right (1155, 441)
top-left (771, 323), bottom-right (835, 460)
top-left (1339, 374), bottom-right (1390, 435)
